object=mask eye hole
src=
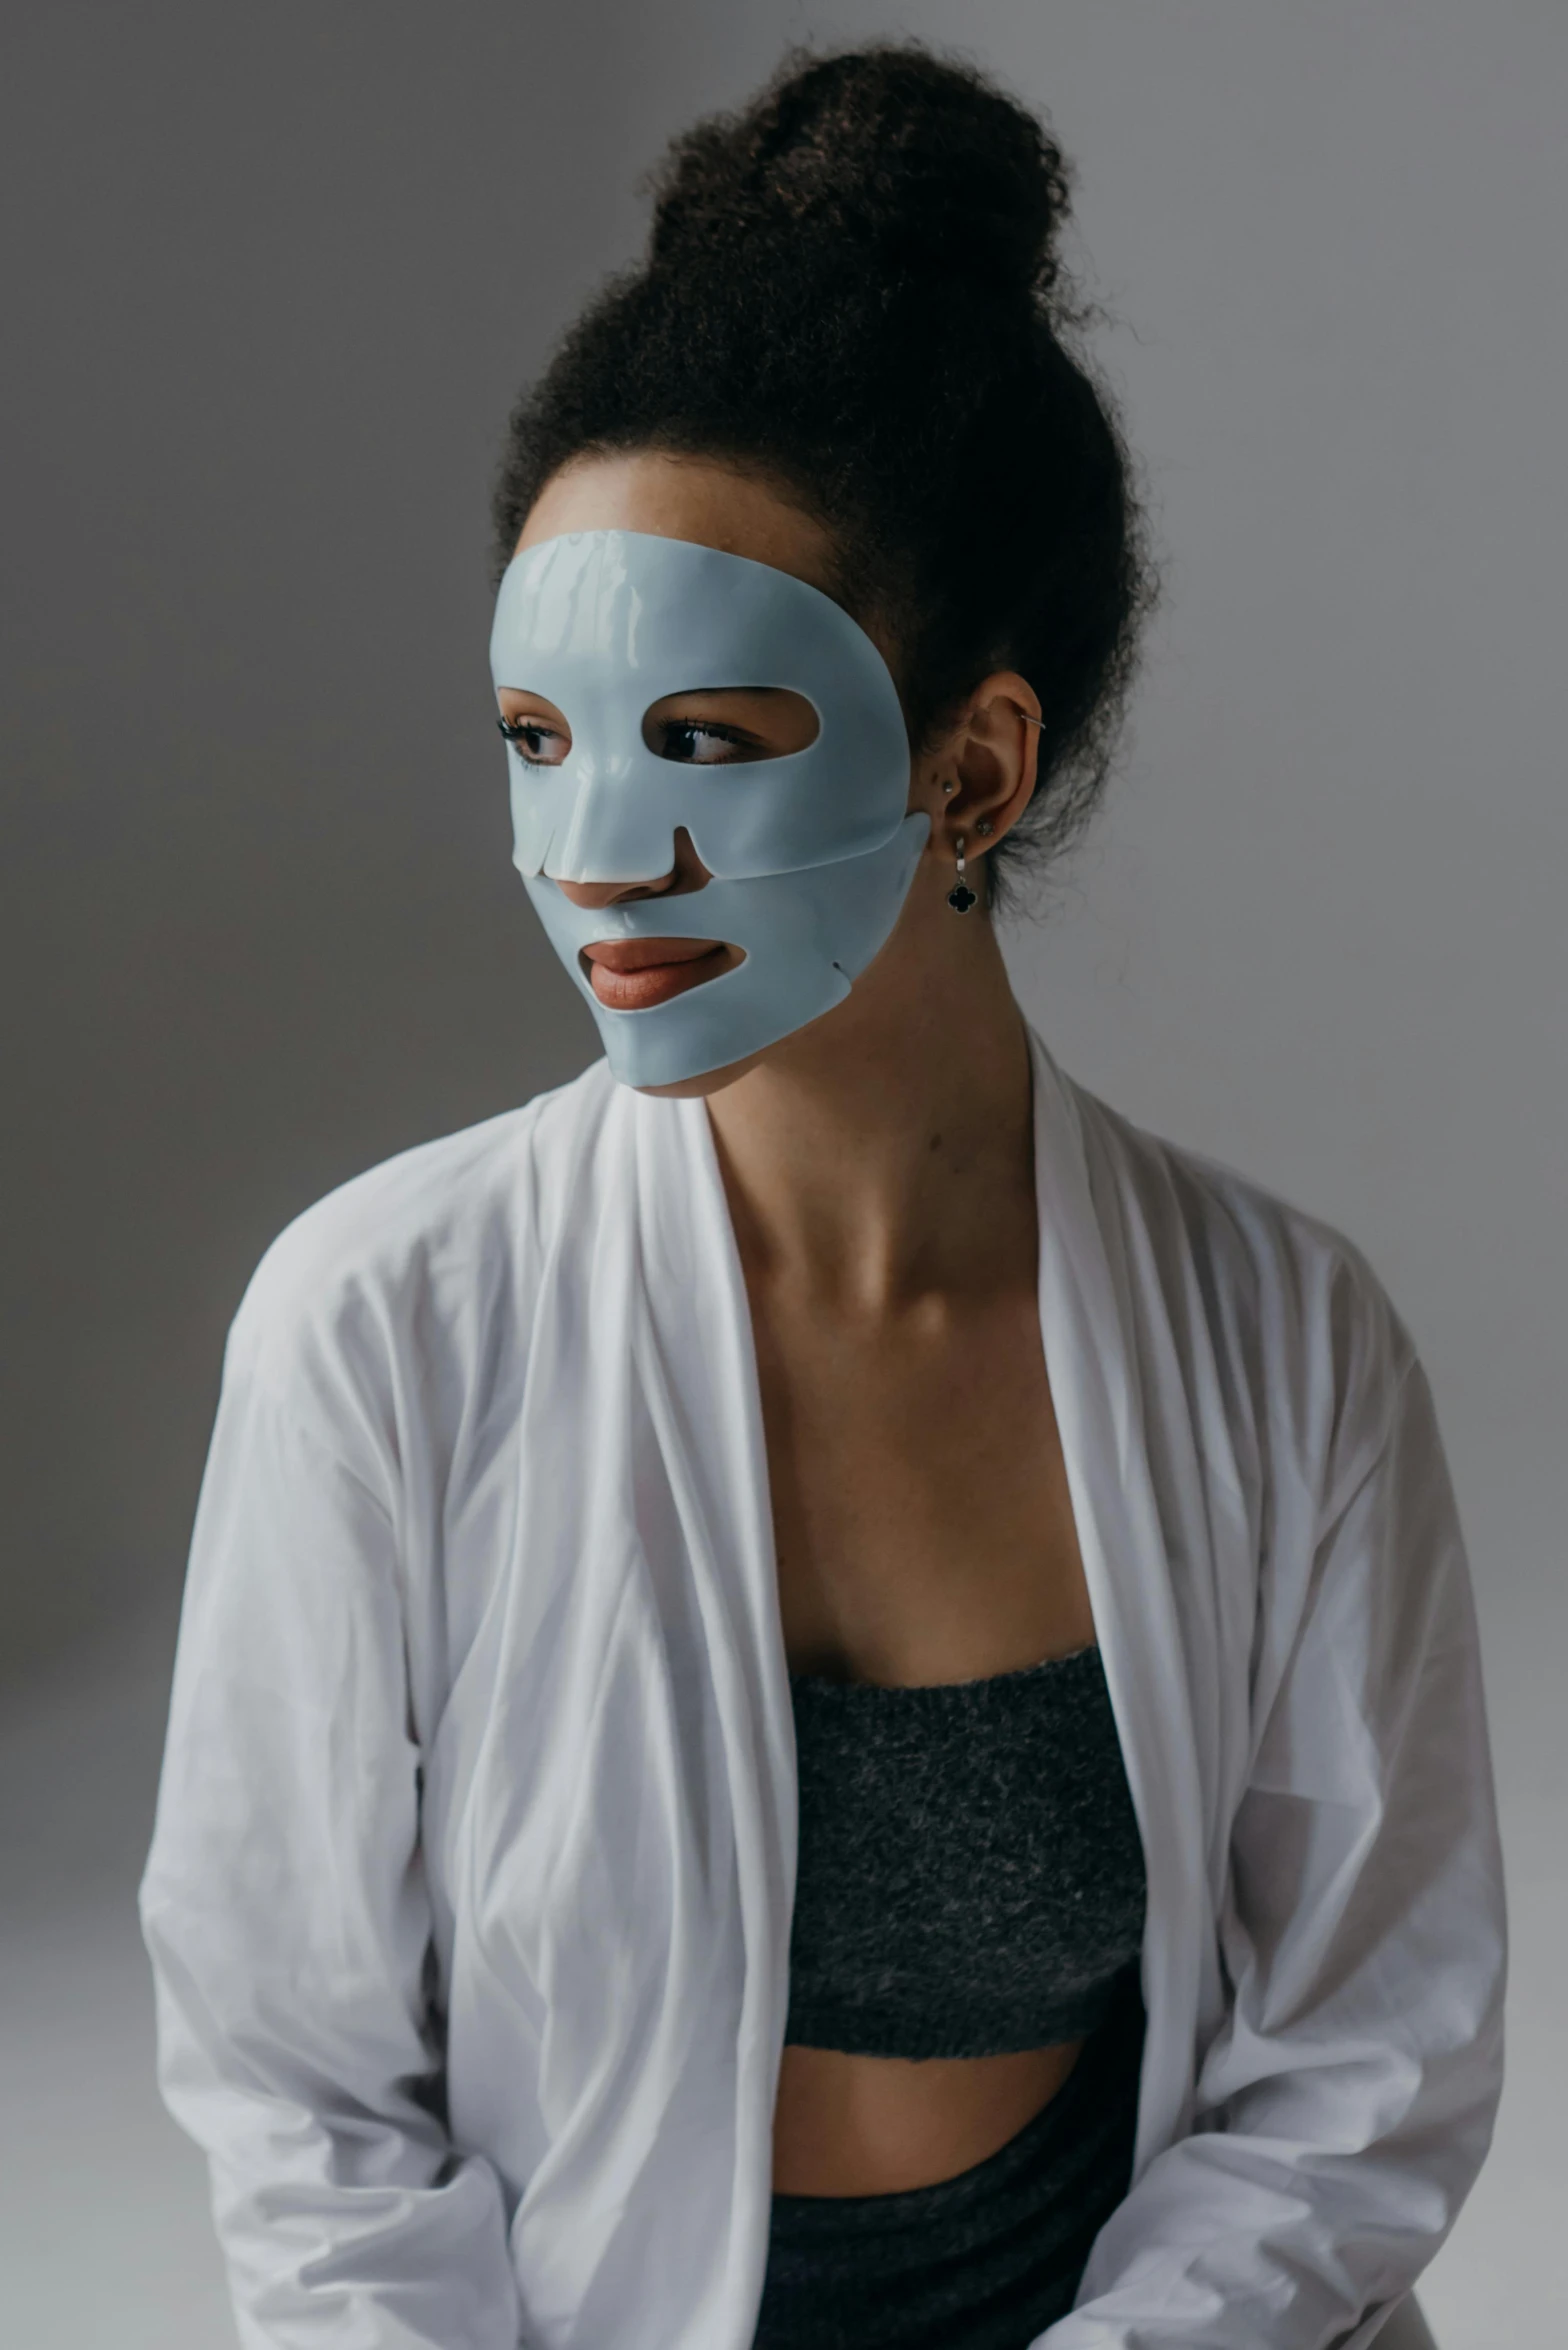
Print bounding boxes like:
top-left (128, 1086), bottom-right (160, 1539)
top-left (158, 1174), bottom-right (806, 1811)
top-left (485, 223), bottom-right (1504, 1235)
top-left (642, 688), bottom-right (819, 767)
top-left (497, 690), bottom-right (571, 766)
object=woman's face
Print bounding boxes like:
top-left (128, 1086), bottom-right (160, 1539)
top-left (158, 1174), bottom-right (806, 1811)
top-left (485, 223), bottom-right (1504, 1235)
top-left (504, 452), bottom-right (909, 1039)
top-left (499, 447), bottom-right (1037, 1098)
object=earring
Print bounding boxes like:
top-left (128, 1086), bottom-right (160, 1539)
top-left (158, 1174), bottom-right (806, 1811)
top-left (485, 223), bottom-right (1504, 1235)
top-left (975, 817), bottom-right (994, 837)
top-left (941, 779), bottom-right (956, 796)
top-left (947, 835), bottom-right (978, 914)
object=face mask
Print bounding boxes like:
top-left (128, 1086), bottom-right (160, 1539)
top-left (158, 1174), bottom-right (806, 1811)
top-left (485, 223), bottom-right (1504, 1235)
top-left (489, 529), bottom-right (928, 1087)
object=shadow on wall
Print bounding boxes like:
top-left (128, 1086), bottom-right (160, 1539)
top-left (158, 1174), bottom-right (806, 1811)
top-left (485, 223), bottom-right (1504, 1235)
top-left (1, 0), bottom-right (795, 1691)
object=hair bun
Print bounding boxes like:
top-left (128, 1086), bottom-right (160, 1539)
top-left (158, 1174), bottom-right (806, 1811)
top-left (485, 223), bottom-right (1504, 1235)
top-left (648, 45), bottom-right (1071, 300)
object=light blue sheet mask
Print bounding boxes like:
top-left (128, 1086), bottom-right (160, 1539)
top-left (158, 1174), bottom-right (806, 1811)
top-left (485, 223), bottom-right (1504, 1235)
top-left (490, 529), bottom-right (929, 1087)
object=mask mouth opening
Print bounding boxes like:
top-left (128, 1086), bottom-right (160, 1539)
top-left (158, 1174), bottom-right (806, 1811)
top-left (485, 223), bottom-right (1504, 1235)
top-left (579, 938), bottom-right (745, 1012)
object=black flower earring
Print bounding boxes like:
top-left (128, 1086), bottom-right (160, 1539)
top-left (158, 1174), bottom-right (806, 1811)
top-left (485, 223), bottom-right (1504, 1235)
top-left (947, 834), bottom-right (978, 914)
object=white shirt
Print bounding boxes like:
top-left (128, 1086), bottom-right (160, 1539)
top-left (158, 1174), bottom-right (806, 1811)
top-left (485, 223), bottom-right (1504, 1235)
top-left (137, 1025), bottom-right (1506, 2349)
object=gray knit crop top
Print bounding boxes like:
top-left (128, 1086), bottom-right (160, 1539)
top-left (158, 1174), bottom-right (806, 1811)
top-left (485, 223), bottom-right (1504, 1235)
top-left (782, 1645), bottom-right (1146, 2061)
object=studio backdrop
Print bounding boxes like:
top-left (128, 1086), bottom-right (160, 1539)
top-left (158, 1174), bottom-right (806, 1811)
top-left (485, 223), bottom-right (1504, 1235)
top-left (1, 6), bottom-right (1561, 2346)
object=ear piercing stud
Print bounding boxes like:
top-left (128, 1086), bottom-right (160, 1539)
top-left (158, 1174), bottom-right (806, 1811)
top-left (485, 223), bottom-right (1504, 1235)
top-left (940, 777), bottom-right (993, 835)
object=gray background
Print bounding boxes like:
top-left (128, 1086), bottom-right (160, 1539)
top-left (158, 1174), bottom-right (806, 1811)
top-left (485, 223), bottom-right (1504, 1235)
top-left (2, 3), bottom-right (1561, 2343)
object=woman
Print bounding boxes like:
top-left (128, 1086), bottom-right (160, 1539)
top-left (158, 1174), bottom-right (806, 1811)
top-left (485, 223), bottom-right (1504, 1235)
top-left (138, 44), bottom-right (1504, 2350)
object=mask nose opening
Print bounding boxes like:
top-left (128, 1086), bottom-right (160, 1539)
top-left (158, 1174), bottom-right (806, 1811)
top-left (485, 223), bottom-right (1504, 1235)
top-left (548, 823), bottom-right (719, 900)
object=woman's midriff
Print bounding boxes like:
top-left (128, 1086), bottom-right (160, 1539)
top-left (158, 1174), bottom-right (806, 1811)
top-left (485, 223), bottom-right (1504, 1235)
top-left (770, 2036), bottom-right (1086, 2195)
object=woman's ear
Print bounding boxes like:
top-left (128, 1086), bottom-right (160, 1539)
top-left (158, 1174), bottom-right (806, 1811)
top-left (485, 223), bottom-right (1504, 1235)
top-left (941, 671), bottom-right (1043, 855)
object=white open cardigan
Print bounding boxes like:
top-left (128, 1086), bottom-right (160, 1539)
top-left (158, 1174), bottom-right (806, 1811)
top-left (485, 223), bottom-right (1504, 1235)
top-left (138, 1026), bottom-right (1506, 2350)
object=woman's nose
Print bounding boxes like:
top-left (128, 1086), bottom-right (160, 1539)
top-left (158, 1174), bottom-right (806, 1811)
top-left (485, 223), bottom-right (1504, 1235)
top-left (552, 828), bottom-right (711, 908)
top-left (553, 869), bottom-right (677, 910)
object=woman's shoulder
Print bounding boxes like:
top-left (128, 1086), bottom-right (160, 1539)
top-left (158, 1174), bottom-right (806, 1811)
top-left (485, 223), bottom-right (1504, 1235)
top-left (1063, 1069), bottom-right (1418, 1447)
top-left (226, 1057), bottom-right (620, 1393)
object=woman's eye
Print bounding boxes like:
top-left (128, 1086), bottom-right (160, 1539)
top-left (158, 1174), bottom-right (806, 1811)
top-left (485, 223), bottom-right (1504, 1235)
top-left (497, 716), bottom-right (567, 765)
top-left (656, 719), bottom-right (757, 765)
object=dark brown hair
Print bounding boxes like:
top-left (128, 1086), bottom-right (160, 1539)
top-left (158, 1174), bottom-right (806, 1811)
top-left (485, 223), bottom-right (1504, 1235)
top-left (492, 42), bottom-right (1155, 909)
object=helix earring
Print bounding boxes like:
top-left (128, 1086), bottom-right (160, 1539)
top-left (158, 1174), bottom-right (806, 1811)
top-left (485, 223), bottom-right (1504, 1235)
top-left (947, 835), bottom-right (978, 914)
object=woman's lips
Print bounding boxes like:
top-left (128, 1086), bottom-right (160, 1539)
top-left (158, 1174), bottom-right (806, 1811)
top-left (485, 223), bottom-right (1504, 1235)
top-left (581, 937), bottom-right (734, 1011)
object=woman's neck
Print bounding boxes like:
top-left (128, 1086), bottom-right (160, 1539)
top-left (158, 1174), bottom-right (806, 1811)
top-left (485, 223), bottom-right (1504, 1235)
top-left (702, 918), bottom-right (1037, 1314)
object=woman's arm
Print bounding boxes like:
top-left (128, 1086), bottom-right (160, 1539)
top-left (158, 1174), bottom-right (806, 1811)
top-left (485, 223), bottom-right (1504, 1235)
top-left (137, 1272), bottom-right (521, 2350)
top-left (1046, 1340), bottom-right (1507, 2348)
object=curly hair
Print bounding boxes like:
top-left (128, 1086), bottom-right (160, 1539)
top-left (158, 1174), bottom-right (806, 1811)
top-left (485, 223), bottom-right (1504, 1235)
top-left (491, 42), bottom-right (1156, 912)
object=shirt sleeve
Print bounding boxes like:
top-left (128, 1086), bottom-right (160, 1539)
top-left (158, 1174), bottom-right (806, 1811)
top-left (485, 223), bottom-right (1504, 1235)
top-left (1044, 1336), bottom-right (1508, 2348)
top-left (136, 1273), bottom-right (523, 2350)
